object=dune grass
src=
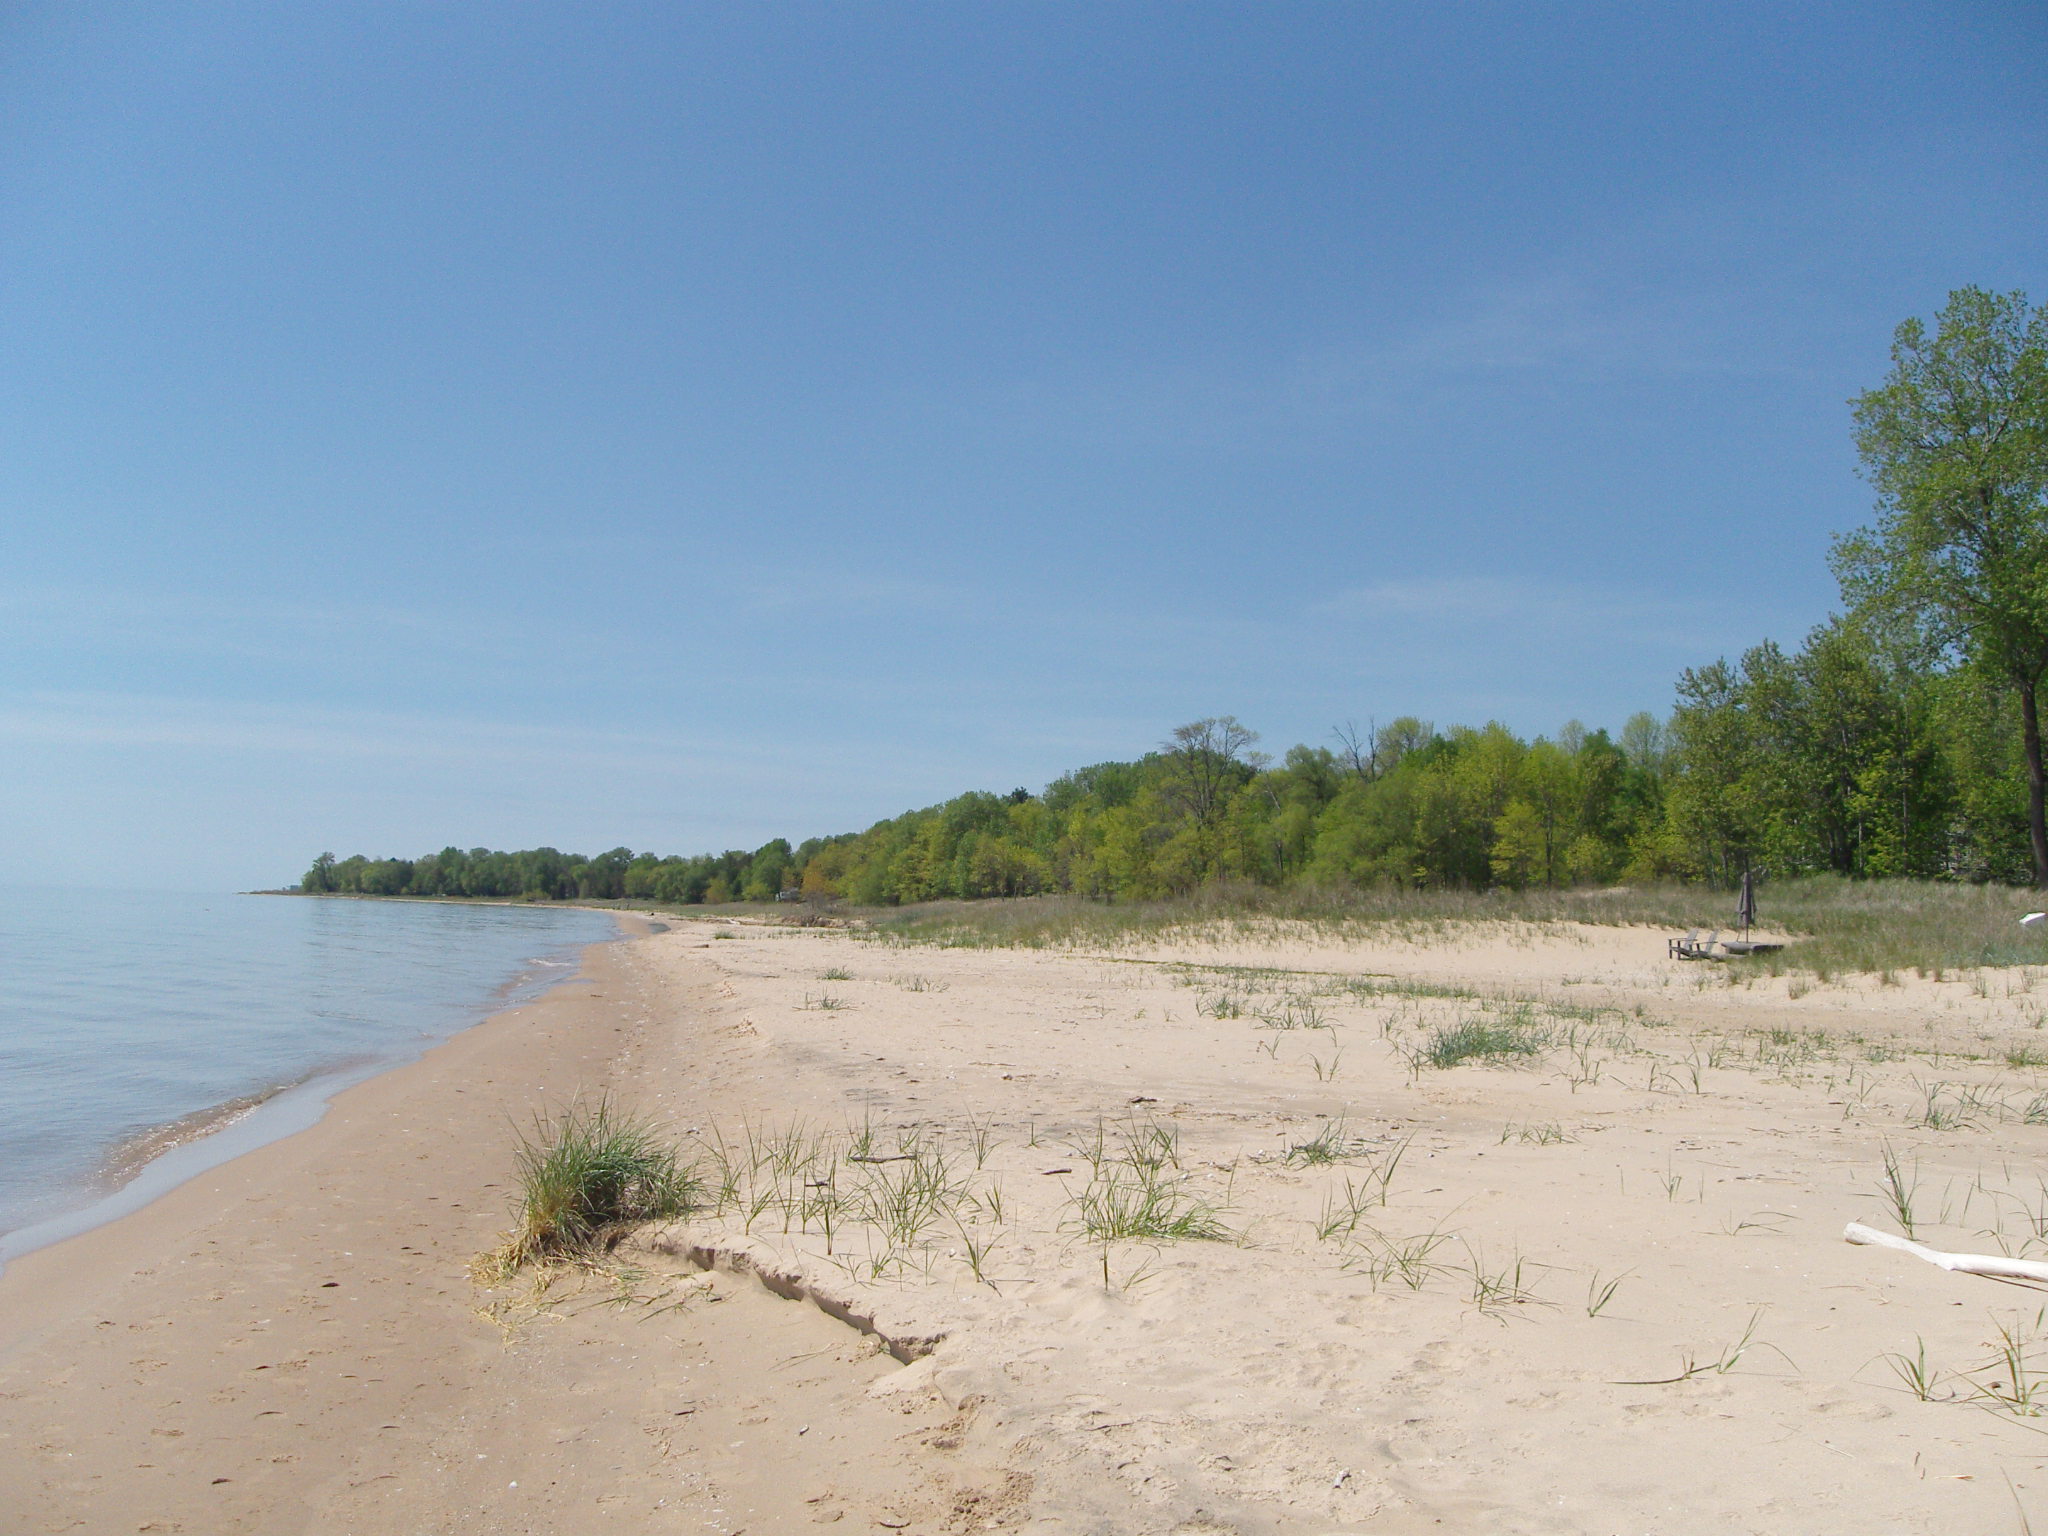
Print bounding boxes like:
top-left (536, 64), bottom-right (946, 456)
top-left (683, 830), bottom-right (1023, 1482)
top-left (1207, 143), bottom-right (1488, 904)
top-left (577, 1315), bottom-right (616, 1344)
top-left (1064, 1115), bottom-right (1233, 1244)
top-left (480, 1098), bottom-right (699, 1278)
top-left (1069, 1158), bottom-right (1232, 1243)
top-left (858, 882), bottom-right (1703, 949)
top-left (1419, 1017), bottom-right (1547, 1070)
top-left (851, 876), bottom-right (2048, 980)
top-left (1723, 879), bottom-right (2046, 979)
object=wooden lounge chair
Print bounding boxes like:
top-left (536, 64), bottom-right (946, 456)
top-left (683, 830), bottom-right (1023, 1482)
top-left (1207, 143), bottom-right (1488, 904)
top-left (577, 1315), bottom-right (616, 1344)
top-left (1673, 929), bottom-right (1721, 960)
top-left (1667, 929), bottom-right (1699, 959)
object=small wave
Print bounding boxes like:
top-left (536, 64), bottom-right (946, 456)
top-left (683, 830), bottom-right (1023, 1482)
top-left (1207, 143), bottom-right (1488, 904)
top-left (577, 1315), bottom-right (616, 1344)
top-left (0, 893), bottom-right (620, 1253)
top-left (97, 1084), bottom-right (294, 1187)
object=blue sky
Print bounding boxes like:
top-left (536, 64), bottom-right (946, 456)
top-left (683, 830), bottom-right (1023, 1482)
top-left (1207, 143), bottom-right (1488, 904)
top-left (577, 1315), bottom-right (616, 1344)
top-left (1, 2), bottom-right (2042, 889)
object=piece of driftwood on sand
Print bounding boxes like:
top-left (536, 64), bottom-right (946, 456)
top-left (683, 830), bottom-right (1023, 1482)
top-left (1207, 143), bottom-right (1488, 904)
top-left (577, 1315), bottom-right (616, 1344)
top-left (1843, 1221), bottom-right (2048, 1285)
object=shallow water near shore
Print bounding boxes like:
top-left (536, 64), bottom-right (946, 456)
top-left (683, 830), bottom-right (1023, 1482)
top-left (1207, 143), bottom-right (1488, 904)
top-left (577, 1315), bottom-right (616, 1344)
top-left (0, 887), bottom-right (618, 1258)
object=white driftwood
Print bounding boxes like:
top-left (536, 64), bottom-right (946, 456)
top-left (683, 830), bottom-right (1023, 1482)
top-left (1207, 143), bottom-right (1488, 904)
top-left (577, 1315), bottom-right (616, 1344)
top-left (1843, 1221), bottom-right (2048, 1284)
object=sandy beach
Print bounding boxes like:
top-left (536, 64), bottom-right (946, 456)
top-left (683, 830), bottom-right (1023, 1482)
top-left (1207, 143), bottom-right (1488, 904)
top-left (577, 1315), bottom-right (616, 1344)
top-left (0, 917), bottom-right (992, 1534)
top-left (8, 911), bottom-right (2048, 1533)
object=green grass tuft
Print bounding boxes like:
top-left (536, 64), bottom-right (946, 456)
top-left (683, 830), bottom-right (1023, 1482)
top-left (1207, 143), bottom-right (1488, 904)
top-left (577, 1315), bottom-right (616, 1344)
top-left (1065, 1122), bottom-right (1232, 1244)
top-left (482, 1098), bottom-right (698, 1277)
top-left (1420, 1018), bottom-right (1544, 1069)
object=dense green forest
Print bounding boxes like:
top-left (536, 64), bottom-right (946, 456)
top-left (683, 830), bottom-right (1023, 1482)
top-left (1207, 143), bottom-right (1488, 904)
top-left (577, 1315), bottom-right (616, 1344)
top-left (302, 287), bottom-right (2048, 904)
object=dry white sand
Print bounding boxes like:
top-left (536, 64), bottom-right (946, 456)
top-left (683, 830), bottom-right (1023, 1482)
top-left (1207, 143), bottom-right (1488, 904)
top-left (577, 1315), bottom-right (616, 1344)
top-left (8, 910), bottom-right (2048, 1533)
top-left (635, 915), bottom-right (2048, 1533)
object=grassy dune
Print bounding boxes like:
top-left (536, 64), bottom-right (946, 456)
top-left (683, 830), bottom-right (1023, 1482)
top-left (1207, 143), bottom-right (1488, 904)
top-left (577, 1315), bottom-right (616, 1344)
top-left (855, 876), bottom-right (2048, 979)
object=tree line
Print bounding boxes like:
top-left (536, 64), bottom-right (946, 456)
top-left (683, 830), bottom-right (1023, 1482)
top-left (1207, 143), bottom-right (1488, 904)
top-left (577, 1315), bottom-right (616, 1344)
top-left (301, 287), bottom-right (2048, 902)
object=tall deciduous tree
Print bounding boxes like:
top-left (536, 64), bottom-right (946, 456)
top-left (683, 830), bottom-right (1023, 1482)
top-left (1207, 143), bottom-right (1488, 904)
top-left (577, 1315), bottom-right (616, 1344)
top-left (1836, 287), bottom-right (2048, 884)
top-left (1159, 717), bottom-right (1263, 828)
top-left (1158, 716), bottom-right (1265, 885)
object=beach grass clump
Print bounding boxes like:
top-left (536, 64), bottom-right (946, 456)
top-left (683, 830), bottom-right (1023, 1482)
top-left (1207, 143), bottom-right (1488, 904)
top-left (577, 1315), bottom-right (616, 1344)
top-left (1965, 1311), bottom-right (2048, 1416)
top-left (1500, 1120), bottom-right (1574, 1145)
top-left (1284, 1117), bottom-right (1356, 1166)
top-left (484, 1098), bottom-right (698, 1276)
top-left (687, 1114), bottom-right (998, 1276)
top-left (1253, 996), bottom-right (1328, 1031)
top-left (1341, 1223), bottom-right (1458, 1290)
top-left (1418, 1014), bottom-right (1546, 1070)
top-left (1463, 1246), bottom-right (1552, 1316)
top-left (1071, 1161), bottom-right (1232, 1243)
top-left (1065, 1119), bottom-right (1231, 1243)
top-left (1312, 1151), bottom-right (1401, 1235)
top-left (856, 1140), bottom-right (965, 1248)
top-left (1614, 1308), bottom-right (1792, 1385)
top-left (1881, 1336), bottom-right (1947, 1401)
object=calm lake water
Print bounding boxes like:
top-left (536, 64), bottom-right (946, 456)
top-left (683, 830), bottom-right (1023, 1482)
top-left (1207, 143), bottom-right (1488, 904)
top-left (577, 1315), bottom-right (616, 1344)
top-left (0, 889), bottom-right (620, 1257)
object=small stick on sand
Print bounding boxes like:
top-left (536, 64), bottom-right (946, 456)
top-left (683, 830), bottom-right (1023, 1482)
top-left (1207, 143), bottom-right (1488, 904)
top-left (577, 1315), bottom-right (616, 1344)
top-left (1843, 1222), bottom-right (2048, 1285)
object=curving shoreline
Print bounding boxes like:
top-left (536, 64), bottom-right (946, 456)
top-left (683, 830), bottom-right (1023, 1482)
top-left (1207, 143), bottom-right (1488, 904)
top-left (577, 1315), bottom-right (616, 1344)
top-left (0, 914), bottom-right (977, 1535)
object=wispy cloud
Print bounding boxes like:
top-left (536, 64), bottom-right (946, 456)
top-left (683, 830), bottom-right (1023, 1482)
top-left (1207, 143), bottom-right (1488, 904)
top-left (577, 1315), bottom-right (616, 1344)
top-left (989, 179), bottom-right (1854, 457)
top-left (0, 691), bottom-right (794, 783)
top-left (1312, 573), bottom-right (1726, 644)
top-left (0, 583), bottom-right (618, 672)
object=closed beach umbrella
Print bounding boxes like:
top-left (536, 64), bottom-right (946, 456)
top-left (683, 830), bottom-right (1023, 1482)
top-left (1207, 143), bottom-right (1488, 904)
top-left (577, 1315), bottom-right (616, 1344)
top-left (1737, 869), bottom-right (1756, 933)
